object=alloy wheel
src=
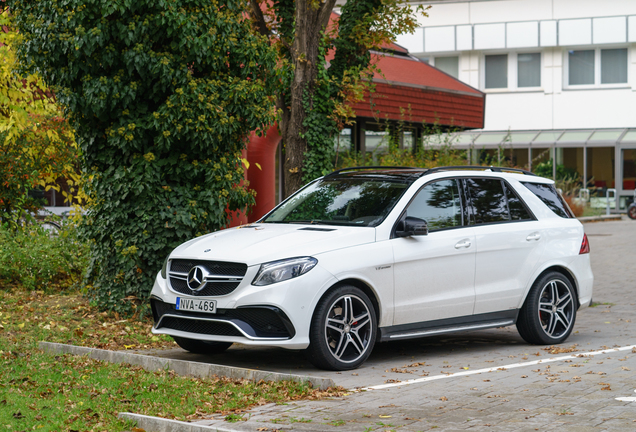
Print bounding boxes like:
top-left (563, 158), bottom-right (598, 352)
top-left (538, 279), bottom-right (575, 339)
top-left (324, 294), bottom-right (373, 364)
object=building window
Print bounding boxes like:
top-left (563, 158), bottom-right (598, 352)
top-left (517, 53), bottom-right (541, 88)
top-left (485, 54), bottom-right (508, 89)
top-left (601, 48), bottom-right (627, 84)
top-left (567, 48), bottom-right (628, 87)
top-left (434, 56), bottom-right (459, 79)
top-left (568, 50), bottom-right (595, 85)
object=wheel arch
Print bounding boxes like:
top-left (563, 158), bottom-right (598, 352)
top-left (531, 265), bottom-right (580, 307)
top-left (314, 278), bottom-right (382, 327)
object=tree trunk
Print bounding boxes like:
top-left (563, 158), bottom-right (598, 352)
top-left (279, 0), bottom-right (335, 198)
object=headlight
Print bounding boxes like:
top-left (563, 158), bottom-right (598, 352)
top-left (252, 257), bottom-right (318, 286)
top-left (161, 254), bottom-right (170, 279)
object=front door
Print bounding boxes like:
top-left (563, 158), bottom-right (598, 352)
top-left (392, 179), bottom-right (476, 325)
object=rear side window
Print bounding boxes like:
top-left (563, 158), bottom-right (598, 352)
top-left (503, 182), bottom-right (534, 221)
top-left (465, 178), bottom-right (509, 224)
top-left (522, 182), bottom-right (574, 218)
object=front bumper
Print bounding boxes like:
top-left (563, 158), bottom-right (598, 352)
top-left (149, 263), bottom-right (338, 350)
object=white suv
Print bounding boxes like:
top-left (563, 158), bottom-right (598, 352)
top-left (150, 167), bottom-right (593, 370)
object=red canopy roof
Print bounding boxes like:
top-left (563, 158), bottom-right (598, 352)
top-left (352, 51), bottom-right (485, 129)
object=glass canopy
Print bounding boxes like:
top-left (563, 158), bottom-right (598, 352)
top-left (444, 129), bottom-right (634, 147)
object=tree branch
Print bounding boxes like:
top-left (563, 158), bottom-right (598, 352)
top-left (317, 0), bottom-right (338, 32)
top-left (249, 0), bottom-right (271, 38)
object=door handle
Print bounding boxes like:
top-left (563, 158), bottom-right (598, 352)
top-left (526, 232), bottom-right (541, 241)
top-left (455, 239), bottom-right (471, 249)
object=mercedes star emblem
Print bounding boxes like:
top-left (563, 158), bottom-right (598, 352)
top-left (186, 266), bottom-right (208, 292)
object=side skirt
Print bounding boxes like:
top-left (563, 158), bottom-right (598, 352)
top-left (378, 310), bottom-right (519, 342)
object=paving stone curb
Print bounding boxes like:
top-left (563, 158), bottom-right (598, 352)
top-left (118, 413), bottom-right (238, 432)
top-left (39, 342), bottom-right (334, 390)
top-left (578, 214), bottom-right (623, 222)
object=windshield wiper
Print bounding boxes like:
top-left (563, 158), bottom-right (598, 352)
top-left (288, 220), bottom-right (329, 225)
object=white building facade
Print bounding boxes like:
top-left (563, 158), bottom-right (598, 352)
top-left (397, 0), bottom-right (636, 211)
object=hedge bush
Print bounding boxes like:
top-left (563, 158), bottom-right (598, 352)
top-left (0, 222), bottom-right (88, 292)
top-left (10, 0), bottom-right (278, 314)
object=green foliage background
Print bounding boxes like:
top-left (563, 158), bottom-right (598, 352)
top-left (9, 0), bottom-right (277, 313)
top-left (0, 223), bottom-right (88, 292)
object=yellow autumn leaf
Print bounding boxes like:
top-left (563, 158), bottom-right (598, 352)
top-left (255, 162), bottom-right (262, 170)
top-left (124, 345), bottom-right (135, 349)
top-left (379, 415), bottom-right (392, 418)
top-left (17, 323), bottom-right (25, 329)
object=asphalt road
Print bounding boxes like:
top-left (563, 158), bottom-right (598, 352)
top-left (147, 218), bottom-right (636, 431)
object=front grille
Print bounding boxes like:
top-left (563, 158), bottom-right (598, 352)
top-left (151, 299), bottom-right (294, 339)
top-left (168, 259), bottom-right (247, 297)
top-left (169, 277), bottom-right (240, 297)
top-left (159, 316), bottom-right (243, 337)
top-left (170, 260), bottom-right (247, 276)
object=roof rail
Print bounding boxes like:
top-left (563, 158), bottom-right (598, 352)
top-left (424, 166), bottom-right (537, 176)
top-left (325, 165), bottom-right (537, 178)
top-left (325, 166), bottom-right (422, 177)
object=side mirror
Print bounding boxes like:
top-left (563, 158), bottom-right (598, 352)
top-left (396, 216), bottom-right (428, 238)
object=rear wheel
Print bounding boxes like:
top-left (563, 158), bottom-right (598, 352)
top-left (306, 285), bottom-right (377, 371)
top-left (172, 336), bottom-right (232, 355)
top-left (517, 271), bottom-right (577, 345)
top-left (628, 204), bottom-right (636, 220)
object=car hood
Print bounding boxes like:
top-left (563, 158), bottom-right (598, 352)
top-left (170, 223), bottom-right (376, 266)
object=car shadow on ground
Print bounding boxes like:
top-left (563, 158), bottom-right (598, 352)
top-left (139, 328), bottom-right (531, 387)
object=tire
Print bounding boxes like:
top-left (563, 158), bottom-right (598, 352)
top-left (517, 271), bottom-right (577, 345)
top-left (628, 204), bottom-right (636, 220)
top-left (306, 285), bottom-right (377, 371)
top-left (172, 336), bottom-right (232, 355)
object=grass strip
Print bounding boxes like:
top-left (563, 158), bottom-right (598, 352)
top-left (0, 290), bottom-right (343, 431)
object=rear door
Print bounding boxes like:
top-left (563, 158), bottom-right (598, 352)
top-left (392, 178), bottom-right (476, 325)
top-left (465, 178), bottom-right (544, 315)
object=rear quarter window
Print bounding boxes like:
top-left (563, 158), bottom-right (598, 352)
top-left (521, 182), bottom-right (574, 218)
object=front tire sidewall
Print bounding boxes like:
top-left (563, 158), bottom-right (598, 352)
top-left (628, 204), bottom-right (636, 220)
top-left (307, 285), bottom-right (377, 371)
top-left (517, 272), bottom-right (577, 345)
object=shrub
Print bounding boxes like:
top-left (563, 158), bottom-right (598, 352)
top-left (11, 0), bottom-right (278, 314)
top-left (0, 222), bottom-right (88, 291)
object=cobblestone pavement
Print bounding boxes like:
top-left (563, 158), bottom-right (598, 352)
top-left (182, 219), bottom-right (636, 431)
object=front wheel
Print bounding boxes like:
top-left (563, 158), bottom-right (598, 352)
top-left (628, 204), bottom-right (636, 220)
top-left (172, 336), bottom-right (233, 355)
top-left (306, 285), bottom-right (377, 371)
top-left (517, 272), bottom-right (577, 345)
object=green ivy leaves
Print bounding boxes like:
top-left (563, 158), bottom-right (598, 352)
top-left (9, 0), bottom-right (277, 314)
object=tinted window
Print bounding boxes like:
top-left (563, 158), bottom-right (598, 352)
top-left (263, 178), bottom-right (409, 227)
top-left (466, 178), bottom-right (509, 224)
top-left (406, 179), bottom-right (462, 231)
top-left (504, 182), bottom-right (534, 221)
top-left (522, 182), bottom-right (573, 218)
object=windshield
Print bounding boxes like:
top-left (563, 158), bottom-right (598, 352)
top-left (262, 177), bottom-right (410, 227)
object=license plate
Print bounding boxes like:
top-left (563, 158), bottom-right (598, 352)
top-left (176, 297), bottom-right (217, 314)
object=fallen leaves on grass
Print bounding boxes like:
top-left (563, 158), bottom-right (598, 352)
top-left (1, 290), bottom-right (175, 351)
